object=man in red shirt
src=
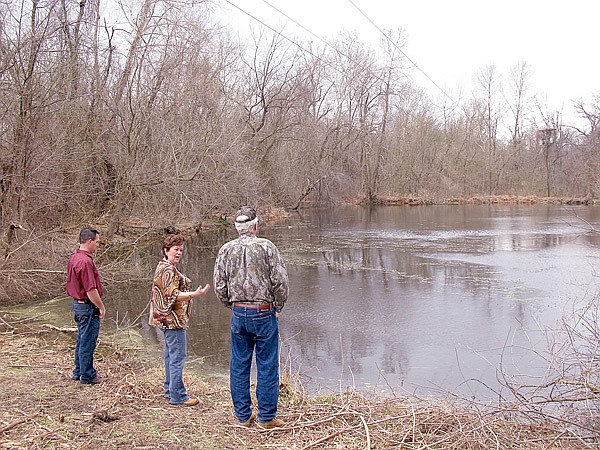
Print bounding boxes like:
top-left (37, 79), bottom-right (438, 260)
top-left (66, 227), bottom-right (106, 384)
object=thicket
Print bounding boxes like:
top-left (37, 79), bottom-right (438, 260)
top-left (0, 0), bottom-right (598, 237)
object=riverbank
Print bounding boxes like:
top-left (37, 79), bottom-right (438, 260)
top-left (366, 194), bottom-right (599, 206)
top-left (1, 310), bottom-right (598, 449)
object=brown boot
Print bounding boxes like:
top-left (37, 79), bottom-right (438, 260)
top-left (239, 410), bottom-right (257, 427)
top-left (258, 417), bottom-right (284, 429)
top-left (178, 398), bottom-right (201, 406)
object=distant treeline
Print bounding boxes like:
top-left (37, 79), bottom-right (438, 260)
top-left (1, 1), bottom-right (598, 236)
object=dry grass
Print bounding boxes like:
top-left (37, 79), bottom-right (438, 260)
top-left (1, 313), bottom-right (599, 449)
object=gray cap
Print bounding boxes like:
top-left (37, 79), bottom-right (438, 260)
top-left (235, 205), bottom-right (257, 223)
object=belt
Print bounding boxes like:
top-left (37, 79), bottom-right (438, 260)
top-left (232, 302), bottom-right (271, 311)
top-left (74, 299), bottom-right (90, 304)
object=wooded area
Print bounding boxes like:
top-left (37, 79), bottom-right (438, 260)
top-left (0, 0), bottom-right (598, 236)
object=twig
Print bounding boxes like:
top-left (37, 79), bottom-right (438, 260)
top-left (0, 314), bottom-right (14, 329)
top-left (4, 227), bottom-right (62, 262)
top-left (9, 364), bottom-right (60, 369)
top-left (300, 425), bottom-right (355, 450)
top-left (37, 424), bottom-right (71, 442)
top-left (338, 333), bottom-right (344, 396)
top-left (375, 362), bottom-right (396, 396)
top-left (0, 269), bottom-right (65, 274)
top-left (298, 410), bottom-right (373, 449)
top-left (0, 413), bottom-right (39, 433)
top-left (41, 324), bottom-right (77, 333)
top-left (359, 414), bottom-right (370, 450)
top-left (2, 312), bottom-right (49, 324)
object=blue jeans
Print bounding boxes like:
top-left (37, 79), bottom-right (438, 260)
top-left (72, 301), bottom-right (100, 383)
top-left (163, 329), bottom-right (189, 404)
top-left (230, 307), bottom-right (279, 423)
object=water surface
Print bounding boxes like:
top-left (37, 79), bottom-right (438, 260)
top-left (97, 205), bottom-right (600, 399)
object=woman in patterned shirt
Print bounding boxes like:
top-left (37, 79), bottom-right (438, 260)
top-left (149, 234), bottom-right (210, 406)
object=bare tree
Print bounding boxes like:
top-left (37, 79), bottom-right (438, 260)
top-left (506, 61), bottom-right (532, 147)
top-left (361, 29), bottom-right (408, 202)
top-left (0, 0), bottom-right (597, 246)
top-left (474, 64), bottom-right (503, 194)
top-left (568, 96), bottom-right (600, 198)
top-left (0, 0), bottom-right (63, 227)
top-left (233, 28), bottom-right (306, 201)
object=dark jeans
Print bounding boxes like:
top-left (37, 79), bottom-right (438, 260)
top-left (230, 306), bottom-right (279, 423)
top-left (72, 301), bottom-right (100, 383)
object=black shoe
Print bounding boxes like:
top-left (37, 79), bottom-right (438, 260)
top-left (81, 376), bottom-right (105, 385)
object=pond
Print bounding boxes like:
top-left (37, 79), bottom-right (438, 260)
top-left (68, 205), bottom-right (600, 400)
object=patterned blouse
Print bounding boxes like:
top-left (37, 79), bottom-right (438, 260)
top-left (149, 258), bottom-right (192, 330)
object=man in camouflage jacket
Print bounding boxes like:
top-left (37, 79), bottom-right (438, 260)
top-left (213, 206), bottom-right (289, 428)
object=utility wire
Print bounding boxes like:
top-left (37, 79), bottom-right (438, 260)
top-left (221, 0), bottom-right (423, 121)
top-left (259, 0), bottom-right (411, 86)
top-left (223, 0), bottom-right (377, 86)
top-left (255, 0), bottom-right (413, 89)
top-left (255, 0), bottom-right (456, 112)
top-left (222, 0), bottom-right (324, 62)
top-left (222, 0), bottom-right (381, 83)
top-left (347, 0), bottom-right (458, 107)
top-left (259, 0), bottom-right (330, 47)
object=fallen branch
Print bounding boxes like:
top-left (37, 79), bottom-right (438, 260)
top-left (1, 312), bottom-right (49, 324)
top-left (301, 423), bottom-right (361, 450)
top-left (0, 413), bottom-right (39, 433)
top-left (299, 411), bottom-right (370, 449)
top-left (0, 269), bottom-right (65, 274)
top-left (42, 324), bottom-right (77, 333)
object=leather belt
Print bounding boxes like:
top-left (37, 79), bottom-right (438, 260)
top-left (232, 302), bottom-right (271, 311)
top-left (74, 299), bottom-right (90, 304)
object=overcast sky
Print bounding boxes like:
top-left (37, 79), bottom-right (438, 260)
top-left (217, 0), bottom-right (599, 126)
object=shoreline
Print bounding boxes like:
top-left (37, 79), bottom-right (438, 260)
top-left (361, 194), bottom-right (598, 206)
top-left (1, 309), bottom-right (599, 448)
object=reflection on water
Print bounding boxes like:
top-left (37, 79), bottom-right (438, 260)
top-left (108, 205), bottom-right (600, 399)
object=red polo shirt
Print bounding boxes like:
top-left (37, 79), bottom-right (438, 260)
top-left (66, 249), bottom-right (104, 300)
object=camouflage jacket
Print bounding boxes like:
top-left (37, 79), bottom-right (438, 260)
top-left (149, 258), bottom-right (192, 329)
top-left (213, 234), bottom-right (289, 312)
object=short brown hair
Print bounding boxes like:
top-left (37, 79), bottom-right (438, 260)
top-left (79, 227), bottom-right (99, 244)
top-left (163, 234), bottom-right (185, 257)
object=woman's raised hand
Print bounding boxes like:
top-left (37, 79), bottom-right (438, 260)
top-left (194, 283), bottom-right (211, 297)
